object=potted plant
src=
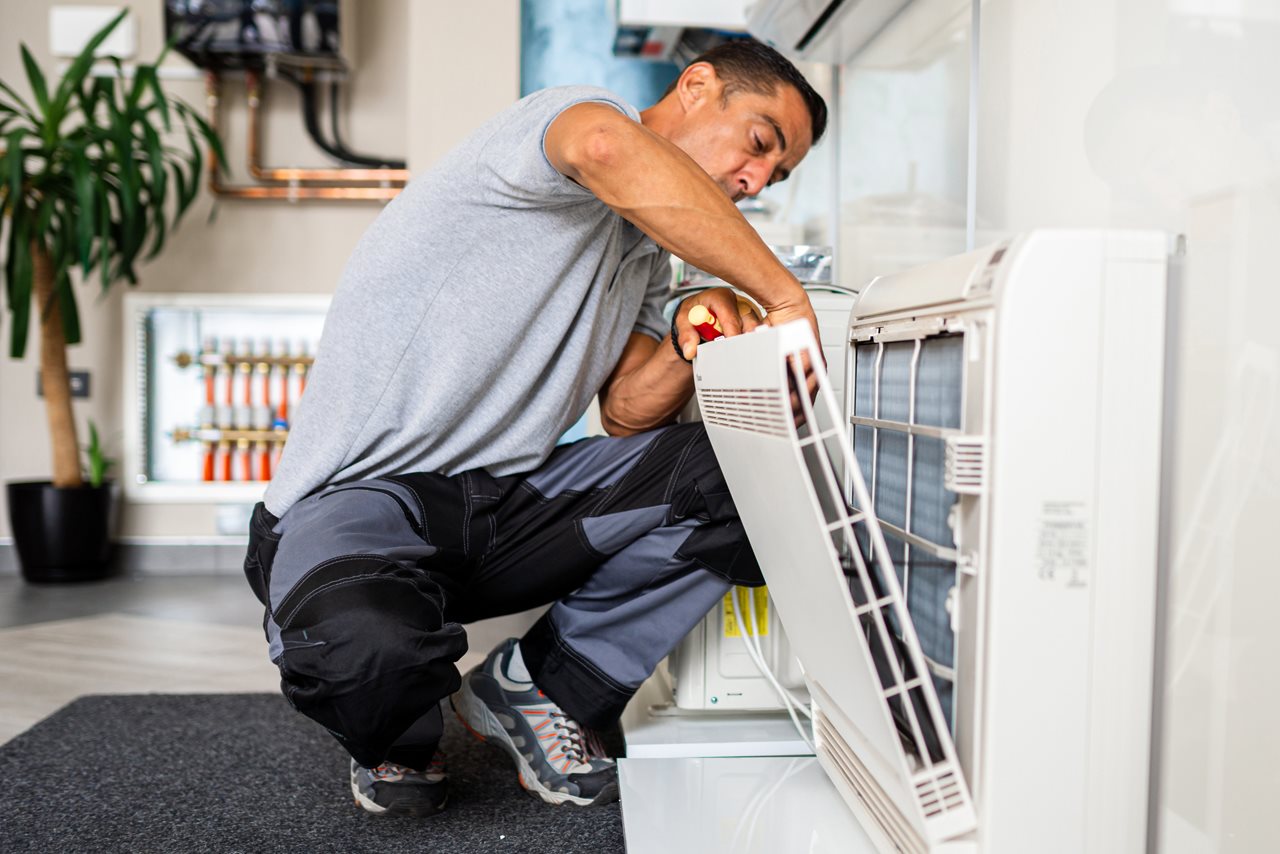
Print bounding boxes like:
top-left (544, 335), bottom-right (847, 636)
top-left (1, 12), bottom-right (224, 582)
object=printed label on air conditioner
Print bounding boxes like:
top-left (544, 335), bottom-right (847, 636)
top-left (722, 586), bottom-right (769, 637)
top-left (1036, 500), bottom-right (1090, 588)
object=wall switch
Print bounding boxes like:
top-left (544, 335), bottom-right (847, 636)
top-left (36, 370), bottom-right (91, 398)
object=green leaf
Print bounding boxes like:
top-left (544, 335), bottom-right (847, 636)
top-left (179, 123), bottom-right (204, 214)
top-left (97, 186), bottom-right (111, 289)
top-left (35, 195), bottom-right (56, 236)
top-left (70, 146), bottom-right (96, 274)
top-left (141, 66), bottom-right (171, 131)
top-left (7, 213), bottom-right (33, 358)
top-left (142, 121), bottom-right (167, 201)
top-left (168, 159), bottom-right (189, 227)
top-left (142, 121), bottom-right (168, 259)
top-left (19, 45), bottom-right (49, 121)
top-left (0, 78), bottom-right (35, 119)
top-left (0, 113), bottom-right (21, 140)
top-left (176, 100), bottom-right (226, 171)
top-left (56, 267), bottom-right (81, 346)
top-left (6, 128), bottom-right (26, 206)
top-left (84, 419), bottom-right (114, 487)
top-left (104, 105), bottom-right (141, 277)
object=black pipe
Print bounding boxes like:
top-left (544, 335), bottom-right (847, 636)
top-left (329, 81), bottom-right (404, 169)
top-left (280, 69), bottom-right (405, 169)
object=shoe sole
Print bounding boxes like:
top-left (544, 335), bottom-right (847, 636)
top-left (349, 771), bottom-right (448, 817)
top-left (451, 678), bottom-right (619, 808)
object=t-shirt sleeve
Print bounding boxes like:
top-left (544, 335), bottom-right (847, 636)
top-left (631, 250), bottom-right (675, 342)
top-left (474, 86), bottom-right (640, 208)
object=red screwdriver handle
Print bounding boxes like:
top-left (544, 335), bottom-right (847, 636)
top-left (687, 304), bottom-right (724, 342)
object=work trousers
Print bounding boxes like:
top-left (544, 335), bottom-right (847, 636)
top-left (242, 422), bottom-right (761, 769)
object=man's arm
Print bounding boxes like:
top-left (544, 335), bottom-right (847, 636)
top-left (597, 333), bottom-right (689, 437)
top-left (544, 102), bottom-right (817, 352)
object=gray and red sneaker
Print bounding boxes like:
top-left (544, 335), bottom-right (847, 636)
top-left (349, 751), bottom-right (448, 817)
top-left (451, 638), bottom-right (619, 806)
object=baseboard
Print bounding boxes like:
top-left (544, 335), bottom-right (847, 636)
top-left (0, 539), bottom-right (247, 576)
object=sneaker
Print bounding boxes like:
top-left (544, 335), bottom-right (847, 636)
top-left (350, 751), bottom-right (448, 817)
top-left (451, 638), bottom-right (619, 806)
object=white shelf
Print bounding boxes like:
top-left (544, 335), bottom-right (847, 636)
top-left (622, 671), bottom-right (814, 759)
top-left (619, 755), bottom-right (876, 854)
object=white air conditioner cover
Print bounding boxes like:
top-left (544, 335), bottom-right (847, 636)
top-left (694, 321), bottom-right (977, 850)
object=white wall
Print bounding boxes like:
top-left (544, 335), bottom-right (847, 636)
top-left (974, 2), bottom-right (1280, 849)
top-left (0, 1), bottom-right (520, 540)
top-left (835, 0), bottom-right (972, 288)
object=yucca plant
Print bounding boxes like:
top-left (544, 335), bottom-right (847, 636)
top-left (0, 10), bottom-right (224, 488)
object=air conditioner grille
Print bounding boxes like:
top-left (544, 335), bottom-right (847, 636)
top-left (852, 336), bottom-right (965, 724)
top-left (699, 388), bottom-right (790, 438)
top-left (816, 706), bottom-right (926, 854)
top-left (944, 436), bottom-right (986, 495)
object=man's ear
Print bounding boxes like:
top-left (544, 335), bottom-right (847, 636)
top-left (675, 62), bottom-right (722, 114)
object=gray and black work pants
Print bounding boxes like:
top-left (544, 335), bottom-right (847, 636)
top-left (242, 422), bottom-right (761, 770)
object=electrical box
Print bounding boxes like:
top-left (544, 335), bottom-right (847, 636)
top-left (163, 0), bottom-right (357, 73)
top-left (123, 293), bottom-right (328, 503)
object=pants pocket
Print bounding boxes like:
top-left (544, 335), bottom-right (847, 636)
top-left (243, 502), bottom-right (281, 607)
top-left (276, 568), bottom-right (467, 767)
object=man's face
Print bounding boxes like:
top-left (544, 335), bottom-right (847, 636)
top-left (666, 68), bottom-right (814, 202)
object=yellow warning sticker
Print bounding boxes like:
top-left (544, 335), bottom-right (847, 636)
top-left (723, 586), bottom-right (769, 638)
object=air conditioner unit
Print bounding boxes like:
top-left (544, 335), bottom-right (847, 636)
top-left (747, 0), bottom-right (915, 64)
top-left (692, 230), bottom-right (1170, 852)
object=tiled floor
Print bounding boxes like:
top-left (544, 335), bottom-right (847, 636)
top-left (0, 575), bottom-right (542, 744)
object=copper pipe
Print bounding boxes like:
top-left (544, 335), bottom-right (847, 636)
top-left (204, 72), bottom-right (403, 202)
top-left (246, 70), bottom-right (409, 184)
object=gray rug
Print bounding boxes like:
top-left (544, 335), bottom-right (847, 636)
top-left (0, 693), bottom-right (625, 853)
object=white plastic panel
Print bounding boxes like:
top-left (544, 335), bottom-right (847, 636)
top-left (853, 244), bottom-right (1003, 322)
top-left (619, 755), bottom-right (877, 853)
top-left (747, 0), bottom-right (914, 64)
top-left (694, 321), bottom-right (976, 849)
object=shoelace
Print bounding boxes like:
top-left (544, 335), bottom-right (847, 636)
top-left (546, 707), bottom-right (589, 765)
top-left (583, 727), bottom-right (609, 761)
top-left (370, 750), bottom-right (446, 780)
top-left (370, 762), bottom-right (412, 781)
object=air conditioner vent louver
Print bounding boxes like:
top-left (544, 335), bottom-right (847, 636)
top-left (915, 769), bottom-right (965, 817)
top-left (944, 435), bottom-right (986, 494)
top-left (698, 388), bottom-right (790, 438)
top-left (815, 707), bottom-right (927, 854)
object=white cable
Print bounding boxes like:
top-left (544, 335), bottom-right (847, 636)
top-left (731, 590), bottom-right (814, 752)
top-left (745, 594), bottom-right (813, 751)
top-left (742, 589), bottom-right (812, 719)
top-left (728, 755), bottom-right (811, 853)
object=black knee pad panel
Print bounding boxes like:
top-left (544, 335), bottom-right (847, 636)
top-left (274, 556), bottom-right (467, 767)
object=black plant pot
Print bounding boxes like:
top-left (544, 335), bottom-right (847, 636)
top-left (6, 480), bottom-right (117, 583)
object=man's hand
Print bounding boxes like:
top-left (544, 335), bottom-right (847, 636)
top-left (673, 287), bottom-right (765, 360)
top-left (761, 294), bottom-right (824, 365)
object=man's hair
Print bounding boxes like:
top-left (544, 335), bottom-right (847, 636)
top-left (665, 39), bottom-right (828, 146)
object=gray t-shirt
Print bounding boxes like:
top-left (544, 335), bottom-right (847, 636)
top-left (264, 86), bottom-right (672, 516)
